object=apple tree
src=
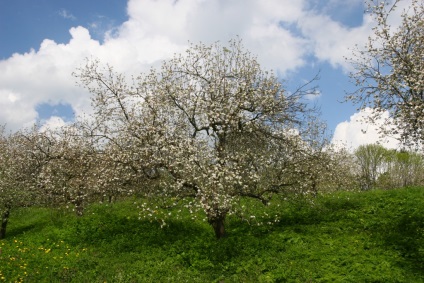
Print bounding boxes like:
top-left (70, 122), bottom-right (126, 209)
top-left (0, 127), bottom-right (47, 239)
top-left (75, 39), bottom-right (321, 238)
top-left (346, 0), bottom-right (424, 148)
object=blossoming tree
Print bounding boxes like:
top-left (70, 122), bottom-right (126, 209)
top-left (346, 0), bottom-right (424, 148)
top-left (0, 128), bottom-right (46, 239)
top-left (75, 39), bottom-right (321, 238)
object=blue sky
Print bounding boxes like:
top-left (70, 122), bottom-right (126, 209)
top-left (0, 0), bottom-right (127, 59)
top-left (0, 0), bottom-right (407, 149)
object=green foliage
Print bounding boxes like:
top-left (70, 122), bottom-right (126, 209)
top-left (354, 144), bottom-right (424, 190)
top-left (377, 150), bottom-right (424, 189)
top-left (355, 143), bottom-right (387, 190)
top-left (0, 188), bottom-right (423, 282)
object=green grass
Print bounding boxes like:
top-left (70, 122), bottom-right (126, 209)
top-left (1, 187), bottom-right (423, 282)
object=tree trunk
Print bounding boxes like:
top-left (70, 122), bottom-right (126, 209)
top-left (208, 213), bottom-right (227, 239)
top-left (0, 207), bottom-right (10, 239)
top-left (311, 177), bottom-right (318, 197)
top-left (75, 202), bottom-right (84, 217)
top-left (73, 196), bottom-right (84, 217)
top-left (74, 191), bottom-right (84, 217)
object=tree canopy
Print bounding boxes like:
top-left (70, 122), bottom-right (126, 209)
top-left (74, 39), bottom-right (325, 238)
top-left (346, 0), bottom-right (424, 149)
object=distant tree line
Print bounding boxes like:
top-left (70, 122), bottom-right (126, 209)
top-left (355, 144), bottom-right (424, 190)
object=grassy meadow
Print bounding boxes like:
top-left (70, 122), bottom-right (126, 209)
top-left (1, 187), bottom-right (423, 282)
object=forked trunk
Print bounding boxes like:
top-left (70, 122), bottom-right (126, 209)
top-left (208, 213), bottom-right (227, 239)
top-left (0, 207), bottom-right (10, 239)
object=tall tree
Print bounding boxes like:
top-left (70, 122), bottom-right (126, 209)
top-left (346, 0), bottom-right (424, 148)
top-left (75, 39), bottom-right (320, 238)
top-left (355, 144), bottom-right (387, 190)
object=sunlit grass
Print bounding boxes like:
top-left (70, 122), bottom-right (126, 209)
top-left (0, 187), bottom-right (423, 282)
top-left (0, 234), bottom-right (90, 282)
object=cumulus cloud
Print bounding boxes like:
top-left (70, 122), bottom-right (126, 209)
top-left (0, 0), bottom-right (409, 132)
top-left (0, 89), bottom-right (37, 130)
top-left (332, 108), bottom-right (400, 151)
top-left (297, 11), bottom-right (374, 71)
top-left (39, 116), bottom-right (67, 132)
top-left (0, 27), bottom-right (102, 130)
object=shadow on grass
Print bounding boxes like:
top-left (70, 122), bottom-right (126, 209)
top-left (274, 196), bottom-right (362, 227)
top-left (6, 207), bottom-right (53, 238)
top-left (5, 190), bottom-right (423, 282)
top-left (7, 223), bottom-right (40, 238)
top-left (57, 204), bottom-right (283, 270)
top-left (378, 211), bottom-right (424, 276)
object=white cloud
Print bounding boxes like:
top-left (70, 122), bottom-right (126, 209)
top-left (0, 27), bottom-right (102, 131)
top-left (297, 12), bottom-right (374, 71)
top-left (305, 89), bottom-right (321, 100)
top-left (59, 9), bottom-right (76, 21)
top-left (331, 108), bottom-right (400, 151)
top-left (39, 116), bottom-right (67, 132)
top-left (117, 0), bottom-right (310, 73)
top-left (0, 0), bottom-right (412, 132)
top-left (0, 89), bottom-right (37, 130)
